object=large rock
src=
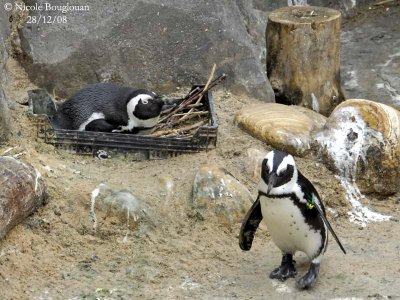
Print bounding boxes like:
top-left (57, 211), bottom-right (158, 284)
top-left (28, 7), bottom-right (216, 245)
top-left (0, 7), bottom-right (11, 142)
top-left (89, 183), bottom-right (145, 233)
top-left (15, 1), bottom-right (375, 101)
top-left (244, 148), bottom-right (267, 183)
top-left (316, 99), bottom-right (400, 195)
top-left (0, 156), bottom-right (47, 239)
top-left (341, 5), bottom-right (400, 110)
top-left (18, 0), bottom-right (275, 101)
top-left (192, 164), bottom-right (253, 225)
top-left (235, 103), bottom-right (327, 157)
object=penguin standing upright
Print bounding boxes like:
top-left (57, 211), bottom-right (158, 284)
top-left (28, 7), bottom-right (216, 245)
top-left (239, 150), bottom-right (346, 289)
top-left (52, 83), bottom-right (164, 133)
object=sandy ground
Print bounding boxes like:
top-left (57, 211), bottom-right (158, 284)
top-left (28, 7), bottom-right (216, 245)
top-left (0, 55), bottom-right (399, 300)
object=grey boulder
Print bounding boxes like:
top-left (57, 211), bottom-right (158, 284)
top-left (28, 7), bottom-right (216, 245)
top-left (192, 164), bottom-right (253, 225)
top-left (19, 0), bottom-right (275, 101)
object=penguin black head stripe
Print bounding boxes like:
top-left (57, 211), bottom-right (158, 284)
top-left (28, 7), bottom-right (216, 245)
top-left (261, 150), bottom-right (295, 194)
top-left (239, 150), bottom-right (346, 289)
top-left (52, 83), bottom-right (164, 133)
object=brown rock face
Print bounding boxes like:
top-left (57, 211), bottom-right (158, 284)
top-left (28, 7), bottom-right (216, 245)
top-left (234, 103), bottom-right (327, 157)
top-left (0, 157), bottom-right (47, 239)
top-left (316, 99), bottom-right (400, 195)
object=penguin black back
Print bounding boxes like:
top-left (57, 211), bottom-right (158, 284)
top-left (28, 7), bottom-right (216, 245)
top-left (52, 83), bottom-right (163, 132)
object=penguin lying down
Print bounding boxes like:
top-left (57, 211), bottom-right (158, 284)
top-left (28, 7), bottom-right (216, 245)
top-left (52, 83), bottom-right (169, 134)
top-left (239, 150), bottom-right (346, 289)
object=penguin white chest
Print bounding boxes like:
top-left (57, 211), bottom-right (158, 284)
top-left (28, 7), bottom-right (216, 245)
top-left (259, 195), bottom-right (322, 258)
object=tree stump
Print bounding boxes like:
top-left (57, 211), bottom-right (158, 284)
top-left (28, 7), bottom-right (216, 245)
top-left (266, 6), bottom-right (344, 116)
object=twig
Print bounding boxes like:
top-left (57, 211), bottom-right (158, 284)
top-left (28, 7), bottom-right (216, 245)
top-left (2, 147), bottom-right (14, 155)
top-left (186, 103), bottom-right (204, 109)
top-left (162, 111), bottom-right (208, 129)
top-left (197, 64), bottom-right (216, 103)
top-left (156, 73), bottom-right (225, 126)
top-left (178, 64), bottom-right (216, 123)
top-left (149, 69), bottom-right (226, 136)
top-left (374, 0), bottom-right (394, 5)
top-left (173, 111), bottom-right (208, 117)
top-left (160, 107), bottom-right (174, 115)
top-left (150, 120), bottom-right (207, 137)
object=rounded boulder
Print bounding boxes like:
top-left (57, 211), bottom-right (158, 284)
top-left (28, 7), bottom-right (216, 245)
top-left (316, 99), bottom-right (400, 195)
top-left (192, 164), bottom-right (253, 225)
top-left (234, 103), bottom-right (327, 157)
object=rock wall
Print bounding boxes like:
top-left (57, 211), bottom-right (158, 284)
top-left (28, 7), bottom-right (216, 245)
top-left (0, 0), bottom-right (375, 107)
top-left (0, 7), bottom-right (11, 142)
top-left (341, 5), bottom-right (400, 110)
top-left (13, 0), bottom-right (374, 101)
top-left (17, 0), bottom-right (275, 100)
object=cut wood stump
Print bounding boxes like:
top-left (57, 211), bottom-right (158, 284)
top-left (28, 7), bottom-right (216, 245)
top-left (266, 6), bottom-right (344, 116)
top-left (0, 156), bottom-right (47, 239)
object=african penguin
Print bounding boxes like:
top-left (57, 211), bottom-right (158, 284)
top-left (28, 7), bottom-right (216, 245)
top-left (52, 83), bottom-right (164, 133)
top-left (239, 150), bottom-right (346, 289)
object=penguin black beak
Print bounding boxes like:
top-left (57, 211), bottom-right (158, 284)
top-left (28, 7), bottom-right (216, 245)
top-left (154, 96), bottom-right (165, 107)
top-left (267, 172), bottom-right (278, 194)
top-left (157, 95), bottom-right (183, 111)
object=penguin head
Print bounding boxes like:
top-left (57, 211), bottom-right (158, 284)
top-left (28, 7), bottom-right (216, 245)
top-left (127, 90), bottom-right (164, 121)
top-left (259, 150), bottom-right (298, 196)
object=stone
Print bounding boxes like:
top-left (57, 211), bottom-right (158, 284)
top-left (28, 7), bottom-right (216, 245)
top-left (316, 99), bottom-right (400, 195)
top-left (341, 6), bottom-right (400, 110)
top-left (18, 0), bottom-right (275, 102)
top-left (244, 148), bottom-right (267, 183)
top-left (28, 89), bottom-right (57, 117)
top-left (0, 7), bottom-right (11, 142)
top-left (0, 156), bottom-right (47, 239)
top-left (11, 1), bottom-right (376, 104)
top-left (234, 103), bottom-right (327, 157)
top-left (192, 164), bottom-right (253, 225)
top-left (7, 0), bottom-right (375, 97)
top-left (89, 183), bottom-right (146, 237)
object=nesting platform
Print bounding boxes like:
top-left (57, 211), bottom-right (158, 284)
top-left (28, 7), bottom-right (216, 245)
top-left (29, 85), bottom-right (218, 160)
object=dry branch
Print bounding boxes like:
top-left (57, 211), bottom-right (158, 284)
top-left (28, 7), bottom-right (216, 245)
top-left (149, 66), bottom-right (226, 137)
top-left (373, 0), bottom-right (395, 5)
top-left (150, 120), bottom-right (207, 137)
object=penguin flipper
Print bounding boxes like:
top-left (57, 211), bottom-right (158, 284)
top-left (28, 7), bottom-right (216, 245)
top-left (239, 197), bottom-right (263, 251)
top-left (312, 200), bottom-right (347, 254)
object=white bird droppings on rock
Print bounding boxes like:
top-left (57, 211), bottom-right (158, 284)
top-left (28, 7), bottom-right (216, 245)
top-left (316, 100), bottom-right (398, 226)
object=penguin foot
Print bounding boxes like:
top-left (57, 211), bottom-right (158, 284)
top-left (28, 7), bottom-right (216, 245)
top-left (297, 262), bottom-right (320, 289)
top-left (269, 254), bottom-right (297, 281)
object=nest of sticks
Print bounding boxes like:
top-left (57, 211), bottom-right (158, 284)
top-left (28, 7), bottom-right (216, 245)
top-left (150, 65), bottom-right (226, 138)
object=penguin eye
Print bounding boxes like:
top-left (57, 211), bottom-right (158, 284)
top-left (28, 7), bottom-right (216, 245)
top-left (264, 161), bottom-right (271, 174)
top-left (277, 168), bottom-right (286, 177)
top-left (141, 99), bottom-right (149, 105)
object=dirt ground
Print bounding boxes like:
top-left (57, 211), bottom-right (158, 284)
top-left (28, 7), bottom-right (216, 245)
top-left (0, 56), bottom-right (399, 300)
top-left (1, 3), bottom-right (400, 297)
